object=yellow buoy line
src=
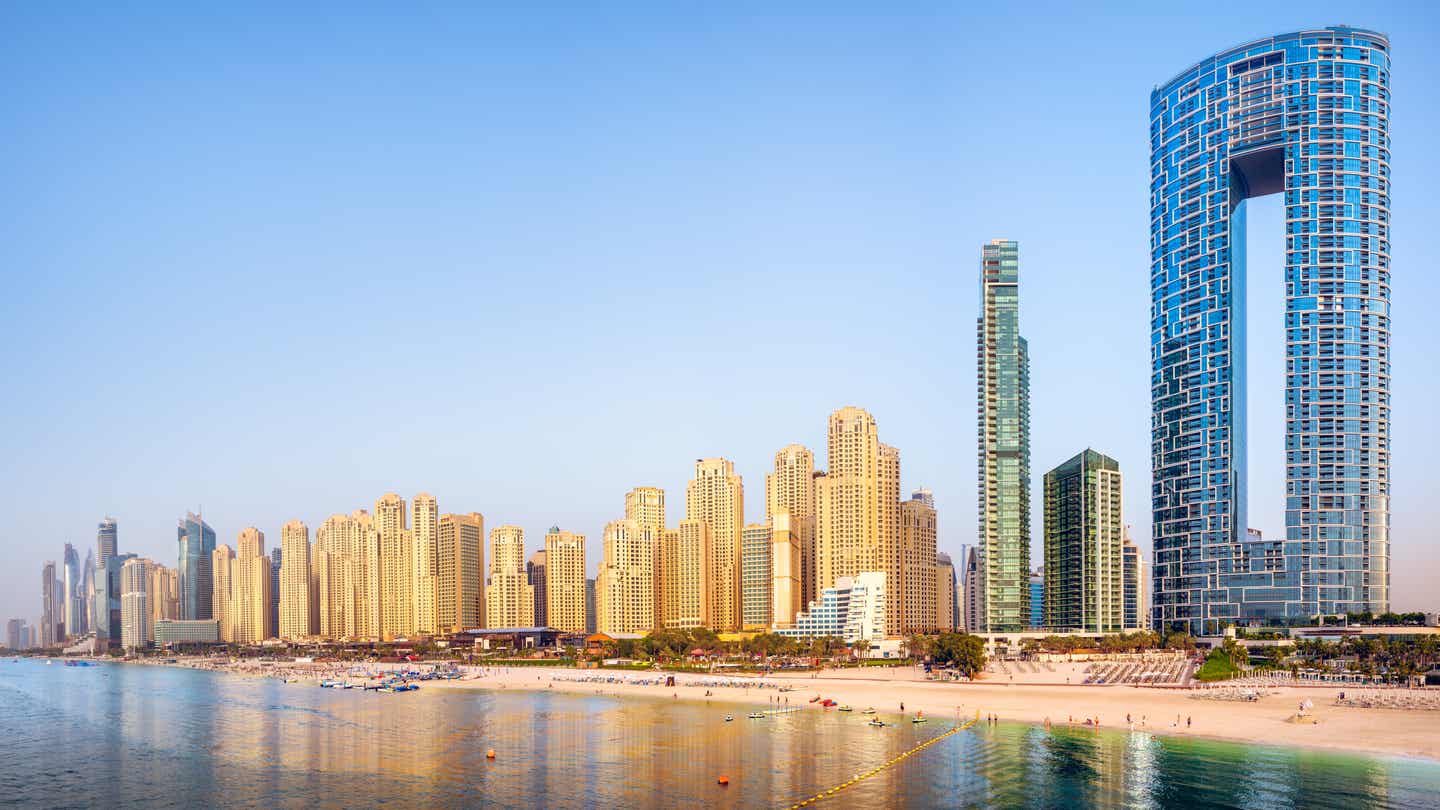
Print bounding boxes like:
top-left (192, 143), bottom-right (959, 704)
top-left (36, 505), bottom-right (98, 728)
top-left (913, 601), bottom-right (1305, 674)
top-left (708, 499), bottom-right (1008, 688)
top-left (782, 712), bottom-right (981, 809)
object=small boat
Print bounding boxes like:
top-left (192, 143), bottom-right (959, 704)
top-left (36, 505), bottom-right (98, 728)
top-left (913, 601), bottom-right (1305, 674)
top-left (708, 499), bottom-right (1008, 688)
top-left (837, 705), bottom-right (853, 712)
top-left (912, 716), bottom-right (928, 724)
top-left (861, 708), bottom-right (877, 715)
top-left (724, 715), bottom-right (734, 722)
top-left (868, 719), bottom-right (886, 727)
top-left (809, 695), bottom-right (821, 703)
top-left (748, 712), bottom-right (766, 719)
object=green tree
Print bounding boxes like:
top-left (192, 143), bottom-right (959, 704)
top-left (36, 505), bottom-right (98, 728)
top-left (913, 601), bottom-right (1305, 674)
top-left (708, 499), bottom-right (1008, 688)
top-left (932, 632), bottom-right (987, 679)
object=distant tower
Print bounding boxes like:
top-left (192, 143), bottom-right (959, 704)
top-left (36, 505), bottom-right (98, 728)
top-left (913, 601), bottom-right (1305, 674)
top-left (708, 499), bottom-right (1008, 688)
top-left (437, 512), bottom-right (485, 632)
top-left (625, 487), bottom-right (666, 628)
top-left (279, 520), bottom-right (315, 639)
top-left (176, 513), bottom-right (217, 620)
top-left (97, 517), bottom-right (118, 566)
top-left (411, 493), bottom-right (439, 636)
top-left (234, 528), bottom-right (272, 644)
top-left (596, 519), bottom-right (654, 635)
top-left (1043, 450), bottom-right (1123, 633)
top-left (375, 493), bottom-right (412, 638)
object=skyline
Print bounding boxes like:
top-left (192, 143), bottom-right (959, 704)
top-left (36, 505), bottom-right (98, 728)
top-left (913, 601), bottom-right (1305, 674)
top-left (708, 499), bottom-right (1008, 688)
top-left (4, 3), bottom-right (1439, 623)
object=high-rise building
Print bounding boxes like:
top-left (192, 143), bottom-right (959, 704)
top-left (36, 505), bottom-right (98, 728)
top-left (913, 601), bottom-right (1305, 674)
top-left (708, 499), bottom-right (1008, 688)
top-left (1029, 572), bottom-right (1044, 630)
top-left (411, 493), bottom-right (439, 636)
top-left (314, 515), bottom-right (347, 639)
top-left (486, 525), bottom-right (533, 627)
top-left (1150, 27), bottom-right (1392, 632)
top-left (900, 494), bottom-right (938, 633)
top-left (5, 619), bottom-right (27, 651)
top-left (437, 513), bottom-right (485, 633)
top-left (1043, 450), bottom-right (1124, 633)
top-left (935, 552), bottom-right (957, 631)
top-left (176, 513), bottom-right (217, 621)
top-left (663, 520), bottom-right (709, 629)
top-left (977, 239), bottom-right (1031, 632)
top-left (212, 545), bottom-right (235, 642)
top-left (766, 445), bottom-right (818, 607)
top-left (962, 546), bottom-right (982, 633)
top-left (269, 547), bottom-right (282, 636)
top-left (375, 493), bottom-right (413, 639)
top-left (544, 528), bottom-right (586, 633)
top-left (41, 561), bottom-right (58, 647)
top-left (595, 519), bottom-right (654, 635)
top-left (584, 578), bottom-right (596, 634)
top-left (770, 512), bottom-right (802, 629)
top-left (120, 557), bottom-right (153, 650)
top-left (97, 517), bottom-right (118, 566)
top-left (1123, 531), bottom-right (1149, 631)
top-left (96, 552), bottom-right (134, 645)
top-left (624, 487), bottom-right (666, 628)
top-left (816, 408), bottom-right (904, 636)
top-left (686, 458), bottom-right (744, 631)
top-left (740, 523), bottom-right (772, 630)
top-left (279, 520), bottom-right (315, 639)
top-left (233, 528), bottom-right (272, 644)
top-left (63, 543), bottom-right (87, 639)
top-left (149, 564), bottom-right (180, 624)
top-left (527, 550), bottom-right (548, 627)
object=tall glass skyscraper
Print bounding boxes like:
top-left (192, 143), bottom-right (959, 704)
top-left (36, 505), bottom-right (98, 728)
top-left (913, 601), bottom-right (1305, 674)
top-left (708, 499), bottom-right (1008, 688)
top-left (97, 517), bottom-right (118, 566)
top-left (63, 543), bottom-right (82, 638)
top-left (976, 239), bottom-right (1030, 632)
top-left (177, 512), bottom-right (217, 620)
top-left (1149, 27), bottom-right (1391, 633)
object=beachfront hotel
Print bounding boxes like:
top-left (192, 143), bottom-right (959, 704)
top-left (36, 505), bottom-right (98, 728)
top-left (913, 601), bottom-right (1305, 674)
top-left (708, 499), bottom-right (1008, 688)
top-left (594, 519), bottom-right (653, 635)
top-left (1043, 450), bottom-right (1125, 634)
top-left (976, 239), bottom-right (1031, 633)
top-left (623, 486), bottom-right (666, 628)
top-left (1150, 26), bottom-right (1392, 633)
top-left (686, 458), bottom-right (744, 632)
top-left (278, 519), bottom-right (315, 640)
top-left (900, 492), bottom-right (938, 633)
top-left (740, 523), bottom-right (773, 630)
top-left (486, 525), bottom-right (534, 628)
top-left (438, 512), bottom-right (486, 632)
top-left (765, 444), bottom-right (818, 607)
top-left (663, 520), bottom-right (710, 629)
top-left (543, 528), bottom-right (586, 633)
top-left (815, 407), bottom-right (904, 637)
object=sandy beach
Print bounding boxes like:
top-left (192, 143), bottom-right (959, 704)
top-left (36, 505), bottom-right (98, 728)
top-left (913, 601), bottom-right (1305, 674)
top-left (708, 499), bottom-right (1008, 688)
top-left (183, 658), bottom-right (1438, 762)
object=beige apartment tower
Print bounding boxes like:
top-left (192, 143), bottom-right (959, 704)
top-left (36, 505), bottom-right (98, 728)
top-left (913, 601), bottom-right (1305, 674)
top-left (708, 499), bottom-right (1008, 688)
top-left (770, 511), bottom-right (802, 628)
top-left (211, 544), bottom-right (235, 642)
top-left (765, 444), bottom-right (818, 607)
top-left (544, 528), bottom-right (586, 633)
top-left (936, 553), bottom-right (957, 631)
top-left (411, 493), bottom-right (439, 636)
top-left (664, 520), bottom-right (710, 628)
top-left (279, 519), bottom-right (315, 639)
top-left (899, 498), bottom-right (938, 632)
top-left (120, 557), bottom-right (153, 649)
top-left (624, 487), bottom-right (666, 627)
top-left (233, 528), bottom-right (272, 644)
top-left (595, 519), bottom-right (654, 635)
top-left (815, 407), bottom-right (904, 636)
top-left (375, 493), bottom-right (413, 639)
top-left (437, 512), bottom-right (485, 633)
top-left (486, 525), bottom-right (533, 628)
top-left (686, 458), bottom-right (743, 631)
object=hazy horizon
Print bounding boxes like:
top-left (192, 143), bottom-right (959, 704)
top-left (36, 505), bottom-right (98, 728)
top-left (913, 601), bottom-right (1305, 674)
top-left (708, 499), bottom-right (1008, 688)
top-left (3, 2), bottom-right (1437, 624)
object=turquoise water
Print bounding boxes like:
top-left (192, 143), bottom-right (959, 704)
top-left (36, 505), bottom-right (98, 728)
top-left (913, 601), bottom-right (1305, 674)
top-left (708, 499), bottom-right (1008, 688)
top-left (1, 660), bottom-right (1436, 808)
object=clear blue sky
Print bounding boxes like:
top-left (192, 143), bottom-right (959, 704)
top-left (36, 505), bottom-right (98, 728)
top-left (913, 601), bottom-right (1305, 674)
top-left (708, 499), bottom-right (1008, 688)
top-left (3, 2), bottom-right (1437, 624)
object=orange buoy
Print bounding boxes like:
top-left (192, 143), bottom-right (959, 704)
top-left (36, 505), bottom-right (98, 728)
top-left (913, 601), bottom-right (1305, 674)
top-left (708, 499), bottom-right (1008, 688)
top-left (486, 749), bottom-right (496, 759)
top-left (717, 775), bottom-right (730, 786)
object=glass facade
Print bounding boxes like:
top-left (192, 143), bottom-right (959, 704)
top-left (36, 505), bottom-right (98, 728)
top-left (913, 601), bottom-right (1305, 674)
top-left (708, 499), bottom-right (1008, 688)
top-left (1043, 450), bottom-right (1125, 633)
top-left (176, 513), bottom-right (217, 620)
top-left (977, 239), bottom-right (1030, 632)
top-left (1150, 27), bottom-right (1391, 633)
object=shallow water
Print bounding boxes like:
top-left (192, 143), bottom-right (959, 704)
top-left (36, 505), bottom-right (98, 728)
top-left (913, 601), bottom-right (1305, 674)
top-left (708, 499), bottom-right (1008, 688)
top-left (1, 660), bottom-right (1436, 808)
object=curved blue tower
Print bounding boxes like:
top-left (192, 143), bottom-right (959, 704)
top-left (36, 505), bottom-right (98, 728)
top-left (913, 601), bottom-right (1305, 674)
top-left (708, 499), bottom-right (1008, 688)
top-left (1149, 26), bottom-right (1391, 633)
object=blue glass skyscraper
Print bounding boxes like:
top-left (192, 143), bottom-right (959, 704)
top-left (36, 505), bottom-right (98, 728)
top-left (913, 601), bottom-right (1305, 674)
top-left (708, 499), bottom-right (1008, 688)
top-left (177, 512), bottom-right (217, 620)
top-left (1150, 27), bottom-right (1391, 633)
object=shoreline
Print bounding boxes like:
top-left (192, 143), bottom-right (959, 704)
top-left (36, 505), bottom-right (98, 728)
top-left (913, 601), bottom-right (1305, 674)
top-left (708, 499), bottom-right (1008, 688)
top-left (115, 658), bottom-right (1440, 762)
